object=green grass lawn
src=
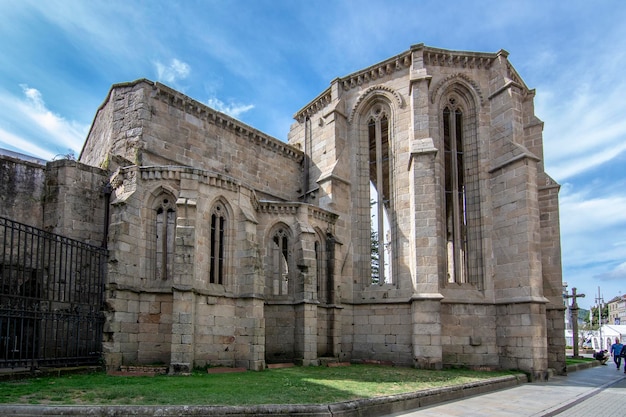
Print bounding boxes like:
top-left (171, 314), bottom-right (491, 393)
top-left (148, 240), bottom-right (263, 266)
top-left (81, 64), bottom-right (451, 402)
top-left (565, 357), bottom-right (595, 365)
top-left (0, 365), bottom-right (516, 406)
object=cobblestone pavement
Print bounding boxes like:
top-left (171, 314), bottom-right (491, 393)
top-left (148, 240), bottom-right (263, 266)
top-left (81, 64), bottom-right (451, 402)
top-left (549, 376), bottom-right (626, 417)
top-left (388, 364), bottom-right (626, 417)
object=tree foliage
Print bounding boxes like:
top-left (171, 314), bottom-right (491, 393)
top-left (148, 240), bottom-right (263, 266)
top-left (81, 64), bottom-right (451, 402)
top-left (587, 304), bottom-right (609, 327)
top-left (370, 199), bottom-right (379, 284)
top-left (371, 229), bottom-right (379, 284)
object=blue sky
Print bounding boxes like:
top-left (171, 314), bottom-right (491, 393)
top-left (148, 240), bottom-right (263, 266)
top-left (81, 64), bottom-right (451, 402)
top-left (1, 0), bottom-right (624, 309)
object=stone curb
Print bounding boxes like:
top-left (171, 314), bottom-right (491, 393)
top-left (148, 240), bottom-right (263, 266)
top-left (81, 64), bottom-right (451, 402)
top-left (566, 360), bottom-right (600, 373)
top-left (0, 373), bottom-right (527, 417)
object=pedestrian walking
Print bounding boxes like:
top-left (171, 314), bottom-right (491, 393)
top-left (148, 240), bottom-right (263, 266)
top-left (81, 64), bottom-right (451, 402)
top-left (610, 337), bottom-right (623, 370)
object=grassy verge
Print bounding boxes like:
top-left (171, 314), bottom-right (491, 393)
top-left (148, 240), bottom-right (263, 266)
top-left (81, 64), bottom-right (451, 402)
top-left (565, 357), bottom-right (595, 365)
top-left (0, 365), bottom-right (516, 406)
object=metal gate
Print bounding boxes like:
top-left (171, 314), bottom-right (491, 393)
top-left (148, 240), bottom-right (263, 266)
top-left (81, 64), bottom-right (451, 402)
top-left (0, 216), bottom-right (106, 369)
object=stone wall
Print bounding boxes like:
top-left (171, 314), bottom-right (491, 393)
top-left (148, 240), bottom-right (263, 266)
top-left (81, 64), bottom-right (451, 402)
top-left (0, 153), bottom-right (46, 226)
top-left (1, 44), bottom-right (564, 376)
top-left (286, 44), bottom-right (563, 376)
top-left (0, 153), bottom-right (110, 327)
top-left (539, 179), bottom-right (566, 374)
top-left (80, 81), bottom-right (304, 202)
top-left (103, 290), bottom-right (173, 368)
top-left (496, 302), bottom-right (548, 376)
top-left (265, 304), bottom-right (296, 363)
top-left (441, 303), bottom-right (499, 369)
top-left (346, 303), bottom-right (413, 366)
top-left (43, 159), bottom-right (109, 246)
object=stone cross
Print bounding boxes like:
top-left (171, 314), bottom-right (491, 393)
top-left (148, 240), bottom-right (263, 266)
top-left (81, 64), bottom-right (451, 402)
top-left (565, 287), bottom-right (585, 358)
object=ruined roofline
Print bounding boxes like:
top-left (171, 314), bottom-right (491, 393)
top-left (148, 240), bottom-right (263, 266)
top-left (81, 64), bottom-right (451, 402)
top-left (293, 44), bottom-right (514, 122)
top-left (151, 81), bottom-right (304, 162)
top-left (0, 147), bottom-right (48, 165)
top-left (79, 78), bottom-right (152, 159)
top-left (80, 79), bottom-right (304, 163)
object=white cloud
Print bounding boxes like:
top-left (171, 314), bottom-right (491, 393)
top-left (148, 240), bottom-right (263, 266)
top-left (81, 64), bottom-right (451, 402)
top-left (537, 49), bottom-right (626, 182)
top-left (0, 85), bottom-right (87, 159)
top-left (560, 191), bottom-right (626, 232)
top-left (596, 262), bottom-right (626, 282)
top-left (155, 59), bottom-right (191, 85)
top-left (0, 127), bottom-right (54, 160)
top-left (206, 97), bottom-right (254, 119)
top-left (550, 142), bottom-right (626, 180)
top-left (18, 85), bottom-right (87, 153)
top-left (0, 84), bottom-right (89, 159)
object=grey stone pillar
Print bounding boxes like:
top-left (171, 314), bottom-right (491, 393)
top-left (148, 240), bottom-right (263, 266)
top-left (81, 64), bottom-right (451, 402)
top-left (169, 197), bottom-right (196, 374)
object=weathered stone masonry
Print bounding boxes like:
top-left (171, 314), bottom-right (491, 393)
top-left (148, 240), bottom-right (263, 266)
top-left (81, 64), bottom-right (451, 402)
top-left (0, 44), bottom-right (565, 378)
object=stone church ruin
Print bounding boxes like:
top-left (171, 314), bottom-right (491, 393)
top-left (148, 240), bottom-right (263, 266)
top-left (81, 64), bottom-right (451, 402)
top-left (0, 44), bottom-right (565, 378)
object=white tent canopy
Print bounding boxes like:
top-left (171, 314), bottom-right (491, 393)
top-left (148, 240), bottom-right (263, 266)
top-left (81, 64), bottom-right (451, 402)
top-left (589, 325), bottom-right (626, 351)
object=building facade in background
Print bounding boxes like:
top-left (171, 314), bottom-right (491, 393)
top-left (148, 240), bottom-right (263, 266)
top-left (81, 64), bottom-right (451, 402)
top-left (608, 295), bottom-right (626, 325)
top-left (0, 44), bottom-right (565, 378)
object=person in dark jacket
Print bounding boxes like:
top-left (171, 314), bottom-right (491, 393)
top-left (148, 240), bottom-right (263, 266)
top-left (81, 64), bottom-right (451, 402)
top-left (594, 349), bottom-right (609, 365)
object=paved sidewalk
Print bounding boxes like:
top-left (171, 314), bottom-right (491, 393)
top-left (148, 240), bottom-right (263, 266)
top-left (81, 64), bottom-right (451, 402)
top-left (388, 364), bottom-right (626, 417)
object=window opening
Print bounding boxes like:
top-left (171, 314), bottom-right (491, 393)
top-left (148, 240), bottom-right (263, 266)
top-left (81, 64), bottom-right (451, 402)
top-left (271, 228), bottom-right (290, 295)
top-left (155, 198), bottom-right (175, 280)
top-left (369, 110), bottom-right (392, 284)
top-left (443, 96), bottom-right (483, 286)
top-left (315, 240), bottom-right (325, 302)
top-left (443, 106), bottom-right (467, 283)
top-left (210, 204), bottom-right (226, 284)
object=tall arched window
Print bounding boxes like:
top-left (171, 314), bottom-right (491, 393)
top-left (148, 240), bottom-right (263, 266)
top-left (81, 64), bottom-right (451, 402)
top-left (315, 231), bottom-right (330, 304)
top-left (153, 195), bottom-right (176, 280)
top-left (443, 105), bottom-right (466, 283)
top-left (368, 105), bottom-right (393, 284)
top-left (442, 94), bottom-right (482, 286)
top-left (315, 240), bottom-right (324, 300)
top-left (209, 202), bottom-right (227, 285)
top-left (270, 227), bottom-right (290, 296)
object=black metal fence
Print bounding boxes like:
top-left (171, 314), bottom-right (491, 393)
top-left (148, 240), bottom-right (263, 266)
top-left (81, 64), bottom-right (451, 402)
top-left (0, 216), bottom-right (106, 369)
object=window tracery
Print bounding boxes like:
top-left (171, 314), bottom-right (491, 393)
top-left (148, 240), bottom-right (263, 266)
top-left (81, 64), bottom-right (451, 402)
top-left (270, 227), bottom-right (290, 296)
top-left (368, 104), bottom-right (393, 285)
top-left (153, 195), bottom-right (176, 281)
top-left (442, 93), bottom-right (483, 286)
top-left (209, 202), bottom-right (226, 285)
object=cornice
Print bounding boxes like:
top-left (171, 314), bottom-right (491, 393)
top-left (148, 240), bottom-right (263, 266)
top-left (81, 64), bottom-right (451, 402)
top-left (151, 82), bottom-right (303, 163)
top-left (505, 61), bottom-right (527, 90)
top-left (294, 88), bottom-right (332, 123)
top-left (257, 201), bottom-right (338, 224)
top-left (292, 51), bottom-right (412, 123)
top-left (339, 52), bottom-right (412, 92)
top-left (257, 201), bottom-right (300, 216)
top-left (422, 48), bottom-right (497, 70)
top-left (308, 205), bottom-right (339, 224)
top-left (290, 45), bottom-right (508, 125)
top-left (114, 165), bottom-right (241, 194)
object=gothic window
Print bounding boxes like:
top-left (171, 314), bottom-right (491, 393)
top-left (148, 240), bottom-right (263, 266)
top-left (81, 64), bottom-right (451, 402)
top-left (209, 203), bottom-right (226, 285)
top-left (315, 233), bottom-right (331, 304)
top-left (270, 227), bottom-right (290, 296)
top-left (315, 240), bottom-right (324, 301)
top-left (154, 196), bottom-right (176, 280)
top-left (368, 106), bottom-right (393, 284)
top-left (442, 95), bottom-right (482, 286)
